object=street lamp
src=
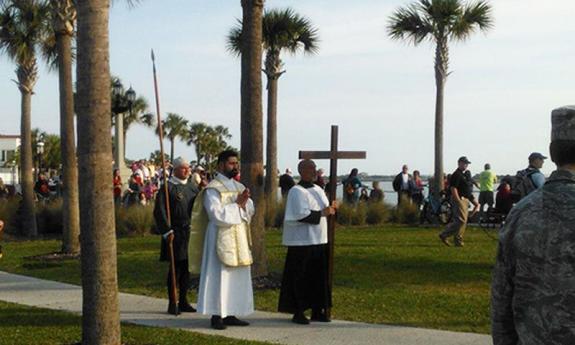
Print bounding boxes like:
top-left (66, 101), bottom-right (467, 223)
top-left (37, 135), bottom-right (45, 177)
top-left (111, 80), bottom-right (136, 177)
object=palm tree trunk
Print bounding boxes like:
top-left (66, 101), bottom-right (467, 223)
top-left (76, 0), bottom-right (121, 344)
top-left (264, 74), bottom-right (278, 226)
top-left (170, 138), bottom-right (175, 162)
top-left (240, 0), bottom-right (267, 277)
top-left (56, 30), bottom-right (80, 254)
top-left (433, 39), bottom-right (448, 197)
top-left (20, 89), bottom-right (37, 238)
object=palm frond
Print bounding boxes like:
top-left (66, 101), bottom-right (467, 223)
top-left (262, 7), bottom-right (319, 56)
top-left (387, 3), bottom-right (433, 45)
top-left (226, 19), bottom-right (243, 56)
top-left (451, 1), bottom-right (493, 40)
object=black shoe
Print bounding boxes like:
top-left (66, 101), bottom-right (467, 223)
top-left (291, 312), bottom-right (310, 325)
top-left (167, 303), bottom-right (180, 315)
top-left (311, 310), bottom-right (331, 322)
top-left (223, 316), bottom-right (250, 326)
top-left (179, 302), bottom-right (196, 313)
top-left (211, 315), bottom-right (227, 330)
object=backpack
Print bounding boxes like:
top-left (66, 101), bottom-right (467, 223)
top-left (503, 169), bottom-right (537, 203)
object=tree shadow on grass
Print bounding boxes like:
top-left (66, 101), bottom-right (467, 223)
top-left (0, 305), bottom-right (79, 327)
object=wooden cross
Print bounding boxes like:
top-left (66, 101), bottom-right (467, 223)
top-left (299, 125), bottom-right (366, 318)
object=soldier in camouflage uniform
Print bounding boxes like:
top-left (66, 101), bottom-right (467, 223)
top-left (491, 106), bottom-right (575, 345)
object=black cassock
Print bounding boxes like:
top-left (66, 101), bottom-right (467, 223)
top-left (153, 179), bottom-right (199, 305)
top-left (278, 182), bottom-right (332, 315)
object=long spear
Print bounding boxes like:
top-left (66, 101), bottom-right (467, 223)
top-left (151, 49), bottom-right (179, 315)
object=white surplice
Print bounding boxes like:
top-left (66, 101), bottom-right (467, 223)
top-left (196, 173), bottom-right (255, 317)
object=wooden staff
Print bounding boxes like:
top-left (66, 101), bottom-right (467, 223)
top-left (151, 50), bottom-right (178, 314)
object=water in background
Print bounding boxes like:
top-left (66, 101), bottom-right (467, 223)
top-left (331, 181), bottom-right (487, 206)
top-left (280, 180), bottom-right (491, 206)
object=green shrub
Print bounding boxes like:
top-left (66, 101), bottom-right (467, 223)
top-left (116, 204), bottom-right (156, 237)
top-left (366, 202), bottom-right (390, 225)
top-left (351, 203), bottom-right (367, 226)
top-left (36, 199), bottom-right (63, 234)
top-left (336, 202), bottom-right (354, 225)
top-left (392, 201), bottom-right (420, 225)
top-left (0, 198), bottom-right (20, 236)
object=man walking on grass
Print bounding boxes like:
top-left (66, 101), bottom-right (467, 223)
top-left (439, 156), bottom-right (479, 247)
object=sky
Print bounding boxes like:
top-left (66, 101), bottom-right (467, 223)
top-left (1, 0), bottom-right (574, 177)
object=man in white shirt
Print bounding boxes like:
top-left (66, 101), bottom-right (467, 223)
top-left (192, 150), bottom-right (255, 330)
top-left (278, 159), bottom-right (337, 325)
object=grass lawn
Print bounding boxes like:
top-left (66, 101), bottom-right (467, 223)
top-left (0, 225), bottom-right (498, 334)
top-left (0, 300), bottom-right (269, 345)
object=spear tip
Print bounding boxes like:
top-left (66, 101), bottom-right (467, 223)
top-left (151, 49), bottom-right (155, 62)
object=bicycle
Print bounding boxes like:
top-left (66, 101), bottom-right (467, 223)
top-left (421, 190), bottom-right (453, 225)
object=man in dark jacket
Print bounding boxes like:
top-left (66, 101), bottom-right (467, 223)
top-left (154, 157), bottom-right (199, 315)
top-left (392, 165), bottom-right (414, 205)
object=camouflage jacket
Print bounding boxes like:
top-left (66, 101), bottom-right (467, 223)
top-left (491, 169), bottom-right (575, 345)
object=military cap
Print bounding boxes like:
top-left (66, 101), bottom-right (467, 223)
top-left (551, 106), bottom-right (575, 141)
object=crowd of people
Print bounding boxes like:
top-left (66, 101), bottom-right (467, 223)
top-left (113, 160), bottom-right (210, 207)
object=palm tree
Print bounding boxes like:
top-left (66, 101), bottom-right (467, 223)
top-left (239, 0), bottom-right (266, 277)
top-left (187, 123), bottom-right (233, 172)
top-left (76, 0), bottom-right (120, 343)
top-left (123, 96), bottom-right (151, 136)
top-left (228, 7), bottom-right (319, 223)
top-left (388, 0), bottom-right (492, 195)
top-left (187, 122), bottom-right (210, 166)
top-left (0, 0), bottom-right (51, 238)
top-left (48, 0), bottom-right (80, 254)
top-left (160, 112), bottom-right (188, 162)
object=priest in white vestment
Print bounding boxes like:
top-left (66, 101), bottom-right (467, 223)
top-left (192, 150), bottom-right (255, 330)
top-left (278, 159), bottom-right (336, 325)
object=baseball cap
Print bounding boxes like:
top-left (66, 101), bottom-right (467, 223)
top-left (528, 152), bottom-right (547, 161)
top-left (458, 156), bottom-right (471, 164)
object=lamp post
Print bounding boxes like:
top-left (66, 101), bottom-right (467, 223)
top-left (111, 80), bottom-right (136, 182)
top-left (37, 135), bottom-right (45, 178)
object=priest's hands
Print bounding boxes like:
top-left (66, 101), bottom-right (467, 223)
top-left (322, 201), bottom-right (338, 217)
top-left (237, 189), bottom-right (251, 209)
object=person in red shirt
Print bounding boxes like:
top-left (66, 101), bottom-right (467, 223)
top-left (113, 169), bottom-right (123, 204)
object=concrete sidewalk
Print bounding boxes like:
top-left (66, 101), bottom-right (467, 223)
top-left (0, 271), bottom-right (491, 345)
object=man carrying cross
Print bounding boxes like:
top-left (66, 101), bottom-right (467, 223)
top-left (278, 159), bottom-right (337, 324)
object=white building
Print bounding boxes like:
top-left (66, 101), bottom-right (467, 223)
top-left (0, 134), bottom-right (20, 185)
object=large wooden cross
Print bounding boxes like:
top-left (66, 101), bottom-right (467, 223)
top-left (299, 125), bottom-right (366, 318)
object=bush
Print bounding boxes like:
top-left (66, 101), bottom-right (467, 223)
top-left (36, 199), bottom-right (63, 234)
top-left (391, 201), bottom-right (420, 225)
top-left (351, 203), bottom-right (367, 226)
top-left (116, 204), bottom-right (156, 237)
top-left (0, 198), bottom-right (20, 236)
top-left (336, 202), bottom-right (354, 225)
top-left (366, 202), bottom-right (390, 225)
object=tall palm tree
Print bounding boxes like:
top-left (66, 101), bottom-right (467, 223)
top-left (388, 0), bottom-right (492, 195)
top-left (228, 7), bottom-right (319, 222)
top-left (0, 0), bottom-right (51, 238)
top-left (48, 0), bottom-right (80, 254)
top-left (160, 112), bottom-right (188, 162)
top-left (240, 0), bottom-right (266, 277)
top-left (76, 0), bottom-right (120, 343)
